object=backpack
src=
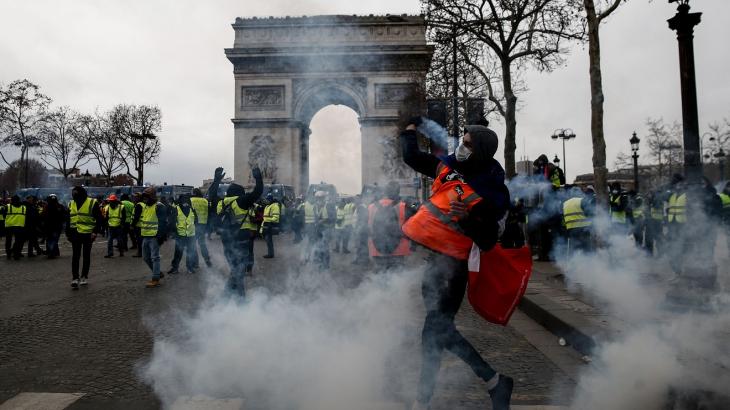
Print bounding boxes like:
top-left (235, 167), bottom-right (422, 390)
top-left (371, 201), bottom-right (402, 255)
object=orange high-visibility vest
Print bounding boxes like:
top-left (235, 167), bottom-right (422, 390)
top-left (367, 199), bottom-right (412, 257)
top-left (402, 163), bottom-right (482, 260)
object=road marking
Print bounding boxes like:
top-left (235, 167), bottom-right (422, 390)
top-left (170, 396), bottom-right (244, 410)
top-left (0, 392), bottom-right (84, 410)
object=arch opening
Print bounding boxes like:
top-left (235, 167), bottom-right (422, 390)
top-left (307, 105), bottom-right (362, 195)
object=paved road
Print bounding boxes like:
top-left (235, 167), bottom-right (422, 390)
top-left (0, 233), bottom-right (582, 409)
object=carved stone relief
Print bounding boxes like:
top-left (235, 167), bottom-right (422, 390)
top-left (248, 135), bottom-right (278, 182)
top-left (375, 84), bottom-right (415, 109)
top-left (241, 86), bottom-right (285, 111)
top-left (379, 135), bottom-right (409, 179)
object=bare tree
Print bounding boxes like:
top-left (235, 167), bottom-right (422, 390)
top-left (80, 110), bottom-right (125, 185)
top-left (580, 0), bottom-right (626, 205)
top-left (645, 117), bottom-right (683, 182)
top-left (37, 106), bottom-right (92, 180)
top-left (110, 104), bottom-right (162, 185)
top-left (423, 0), bottom-right (583, 177)
top-left (0, 79), bottom-right (51, 167)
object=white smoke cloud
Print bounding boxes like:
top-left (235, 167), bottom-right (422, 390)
top-left (141, 265), bottom-right (422, 410)
top-left (556, 216), bottom-right (730, 409)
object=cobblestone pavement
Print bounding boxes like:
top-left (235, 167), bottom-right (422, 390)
top-left (0, 234), bottom-right (581, 409)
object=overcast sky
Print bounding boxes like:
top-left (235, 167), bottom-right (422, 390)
top-left (1, 0), bottom-right (728, 192)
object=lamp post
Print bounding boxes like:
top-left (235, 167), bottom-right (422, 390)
top-left (551, 129), bottom-right (575, 182)
top-left (700, 132), bottom-right (715, 164)
top-left (714, 148), bottom-right (726, 180)
top-left (630, 132), bottom-right (641, 192)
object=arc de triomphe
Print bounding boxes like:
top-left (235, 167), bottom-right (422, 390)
top-left (225, 15), bottom-right (433, 193)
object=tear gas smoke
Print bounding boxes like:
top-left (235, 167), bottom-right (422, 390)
top-left (555, 212), bottom-right (730, 409)
top-left (416, 117), bottom-right (450, 152)
top-left (141, 265), bottom-right (421, 409)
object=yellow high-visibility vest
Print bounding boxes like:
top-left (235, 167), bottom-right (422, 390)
top-left (190, 197), bottom-right (209, 225)
top-left (610, 195), bottom-right (626, 224)
top-left (667, 193), bottom-right (686, 223)
top-left (263, 202), bottom-right (281, 224)
top-left (5, 204), bottom-right (26, 228)
top-left (175, 205), bottom-right (196, 237)
top-left (121, 200), bottom-right (134, 224)
top-left (335, 207), bottom-right (346, 230)
top-left (140, 203), bottom-right (160, 237)
top-left (69, 198), bottom-right (97, 234)
top-left (105, 205), bottom-right (122, 228)
top-left (301, 202), bottom-right (315, 224)
top-left (563, 197), bottom-right (591, 230)
top-left (343, 203), bottom-right (356, 227)
top-left (217, 196), bottom-right (253, 230)
top-left (0, 205), bottom-right (4, 223)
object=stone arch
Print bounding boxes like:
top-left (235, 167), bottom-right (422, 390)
top-left (225, 15), bottom-right (433, 194)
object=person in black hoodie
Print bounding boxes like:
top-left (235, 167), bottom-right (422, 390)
top-left (66, 186), bottom-right (103, 289)
top-left (43, 194), bottom-right (66, 258)
top-left (401, 118), bottom-right (513, 410)
top-left (209, 166), bottom-right (262, 298)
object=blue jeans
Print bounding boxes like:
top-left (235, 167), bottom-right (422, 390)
top-left (107, 226), bottom-right (123, 256)
top-left (142, 237), bottom-right (161, 280)
top-left (45, 230), bottom-right (60, 257)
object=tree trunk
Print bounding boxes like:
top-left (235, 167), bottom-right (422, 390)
top-left (502, 60), bottom-right (518, 178)
top-left (584, 0), bottom-right (608, 206)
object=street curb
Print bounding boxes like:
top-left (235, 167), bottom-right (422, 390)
top-left (518, 293), bottom-right (599, 356)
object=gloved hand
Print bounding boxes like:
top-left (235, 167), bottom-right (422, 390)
top-left (214, 167), bottom-right (226, 182)
top-left (448, 200), bottom-right (469, 221)
top-left (252, 166), bottom-right (262, 180)
top-left (407, 116), bottom-right (423, 127)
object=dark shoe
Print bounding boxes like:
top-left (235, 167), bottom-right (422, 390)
top-left (167, 268), bottom-right (179, 274)
top-left (28, 253), bottom-right (36, 258)
top-left (71, 279), bottom-right (79, 289)
top-left (104, 255), bottom-right (113, 258)
top-left (145, 279), bottom-right (160, 288)
top-left (205, 260), bottom-right (212, 267)
top-left (132, 254), bottom-right (142, 258)
top-left (343, 249), bottom-right (350, 254)
top-left (119, 253), bottom-right (124, 257)
top-left (160, 272), bottom-right (165, 279)
top-left (263, 255), bottom-right (274, 259)
top-left (488, 375), bottom-right (513, 410)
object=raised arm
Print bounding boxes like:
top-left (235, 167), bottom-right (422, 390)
top-left (401, 124), bottom-right (440, 179)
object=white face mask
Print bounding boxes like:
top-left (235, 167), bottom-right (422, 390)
top-left (455, 142), bottom-right (472, 162)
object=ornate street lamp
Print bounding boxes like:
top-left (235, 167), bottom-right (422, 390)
top-left (551, 129), bottom-right (575, 181)
top-left (714, 148), bottom-right (726, 180)
top-left (630, 132), bottom-right (641, 192)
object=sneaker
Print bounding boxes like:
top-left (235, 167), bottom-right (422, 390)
top-left (80, 278), bottom-right (88, 286)
top-left (145, 279), bottom-right (160, 288)
top-left (488, 375), bottom-right (514, 410)
top-left (167, 268), bottom-right (179, 274)
top-left (71, 279), bottom-right (79, 289)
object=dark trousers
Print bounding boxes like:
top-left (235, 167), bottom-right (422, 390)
top-left (70, 233), bottom-right (93, 280)
top-left (171, 236), bottom-right (197, 271)
top-left (46, 230), bottom-right (61, 257)
top-left (27, 231), bottom-right (43, 255)
top-left (334, 227), bottom-right (351, 252)
top-left (225, 230), bottom-right (252, 298)
top-left (567, 227), bottom-right (592, 253)
top-left (353, 227), bottom-right (369, 264)
top-left (134, 228), bottom-right (142, 256)
top-left (5, 228), bottom-right (25, 258)
top-left (417, 251), bottom-right (496, 405)
top-left (194, 224), bottom-right (210, 266)
top-left (120, 224), bottom-right (129, 251)
top-left (107, 226), bottom-right (124, 256)
top-left (263, 226), bottom-right (275, 257)
top-left (644, 219), bottom-right (663, 256)
top-left (246, 230), bottom-right (255, 272)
